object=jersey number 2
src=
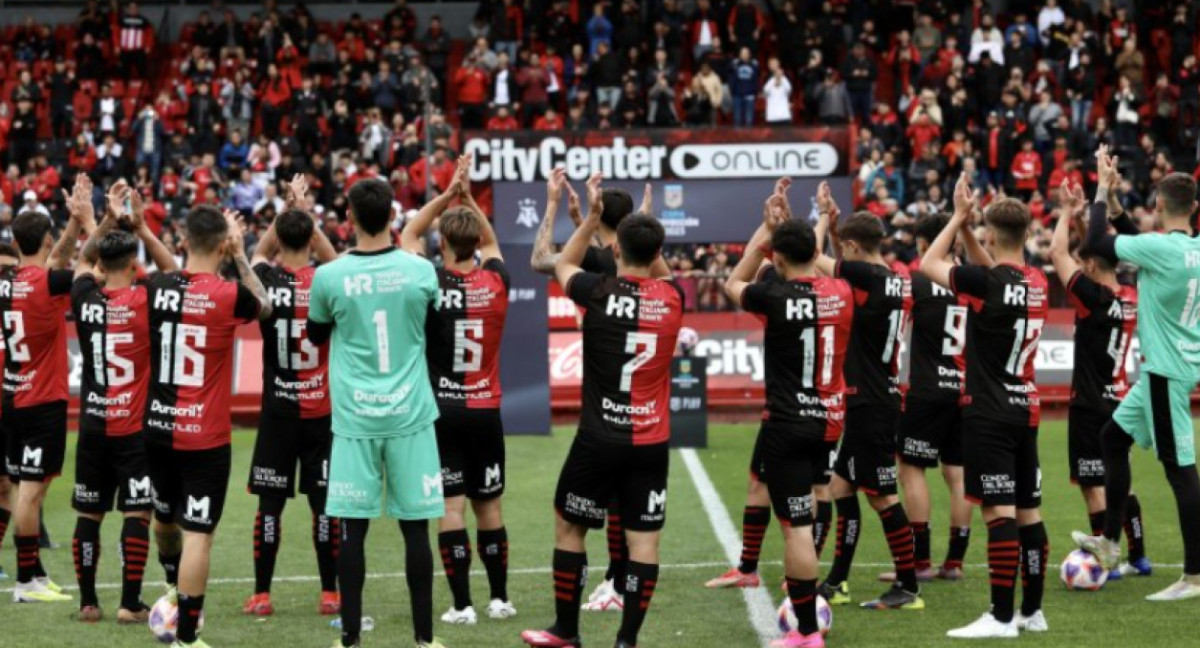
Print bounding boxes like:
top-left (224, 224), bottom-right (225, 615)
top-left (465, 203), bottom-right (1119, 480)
top-left (3, 312), bottom-right (28, 362)
top-left (1005, 317), bottom-right (1043, 376)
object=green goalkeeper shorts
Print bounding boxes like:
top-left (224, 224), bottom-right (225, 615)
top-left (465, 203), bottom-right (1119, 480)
top-left (325, 426), bottom-right (445, 520)
top-left (1113, 373), bottom-right (1199, 467)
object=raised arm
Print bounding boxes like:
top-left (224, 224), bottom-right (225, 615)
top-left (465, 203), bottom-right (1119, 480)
top-left (226, 209), bottom-right (273, 321)
top-left (1048, 179), bottom-right (1082, 286)
top-left (958, 208), bottom-right (995, 267)
top-left (555, 172), bottom-right (603, 289)
top-left (639, 182), bottom-right (652, 215)
top-left (251, 218), bottom-right (280, 267)
top-left (401, 155), bottom-right (470, 256)
top-left (922, 172), bottom-right (974, 288)
top-left (128, 191), bottom-right (179, 272)
top-left (565, 182), bottom-right (584, 228)
top-left (456, 171), bottom-right (502, 262)
top-left (72, 179), bottom-right (113, 278)
top-left (1085, 146), bottom-right (1121, 265)
top-left (726, 195), bottom-right (782, 306)
top-left (51, 174), bottom-right (98, 269)
top-left (531, 166), bottom-right (567, 274)
top-left (811, 180), bottom-right (838, 276)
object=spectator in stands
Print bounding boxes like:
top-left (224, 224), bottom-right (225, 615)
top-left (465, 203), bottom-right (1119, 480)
top-left (219, 129), bottom-right (249, 173)
top-left (228, 168), bottom-right (263, 216)
top-left (247, 132), bottom-right (281, 181)
top-left (423, 16), bottom-right (451, 85)
top-left (68, 134), bottom-right (97, 174)
top-left (490, 51), bottom-right (518, 114)
top-left (95, 133), bottom-right (123, 182)
top-left (486, 105), bottom-right (519, 131)
top-left (47, 60), bottom-right (76, 141)
top-left (727, 0), bottom-right (765, 55)
top-left (970, 13), bottom-right (1005, 64)
top-left (220, 70), bottom-right (256, 144)
top-left (259, 62), bottom-right (292, 138)
top-left (131, 106), bottom-right (166, 184)
top-left (117, 1), bottom-right (153, 79)
top-left (812, 69), bottom-right (851, 126)
top-left (690, 0), bottom-right (720, 63)
top-left (1028, 90), bottom-right (1064, 153)
top-left (592, 41), bottom-right (622, 109)
top-left (842, 42), bottom-right (876, 123)
top-left (493, 0), bottom-right (523, 59)
top-left (518, 53), bottom-right (552, 126)
top-left (1115, 36), bottom-right (1145, 87)
top-left (1110, 74), bottom-right (1141, 149)
top-left (455, 53), bottom-right (490, 130)
top-left (586, 3), bottom-right (612, 58)
top-left (762, 58), bottom-right (792, 126)
top-left (188, 80), bottom-right (220, 154)
top-left (9, 97), bottom-right (37, 171)
top-left (729, 47), bottom-right (759, 127)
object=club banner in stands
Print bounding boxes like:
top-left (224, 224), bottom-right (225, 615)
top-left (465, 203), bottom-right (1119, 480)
top-left (465, 127), bottom-right (853, 435)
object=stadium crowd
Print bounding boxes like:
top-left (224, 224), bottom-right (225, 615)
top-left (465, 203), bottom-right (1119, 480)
top-left (0, 0), bottom-right (1194, 310)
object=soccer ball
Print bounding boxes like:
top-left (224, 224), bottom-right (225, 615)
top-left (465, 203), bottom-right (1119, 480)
top-left (776, 595), bottom-right (832, 636)
top-left (1060, 550), bottom-right (1110, 591)
top-left (148, 592), bottom-right (205, 643)
top-left (677, 327), bottom-right (700, 354)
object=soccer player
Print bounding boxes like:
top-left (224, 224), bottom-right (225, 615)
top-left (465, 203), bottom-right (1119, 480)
top-left (520, 173), bottom-right (682, 648)
top-left (307, 178), bottom-right (446, 648)
top-left (400, 157), bottom-right (517, 624)
top-left (1072, 156), bottom-right (1200, 601)
top-left (881, 214), bottom-right (973, 584)
top-left (1050, 174), bottom-right (1149, 579)
top-left (531, 174), bottom-right (652, 613)
top-left (2, 177), bottom-right (93, 603)
top-left (0, 241), bottom-right (16, 580)
top-left (243, 175), bottom-right (341, 617)
top-left (809, 184), bottom-right (921, 611)
top-left (705, 180), bottom-right (839, 591)
top-left (70, 179), bottom-right (179, 623)
top-left (724, 191), bottom-right (853, 648)
top-left (923, 173), bottom-right (1049, 638)
top-left (145, 205), bottom-right (273, 648)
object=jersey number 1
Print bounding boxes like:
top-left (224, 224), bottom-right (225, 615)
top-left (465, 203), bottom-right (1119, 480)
top-left (274, 319), bottom-right (319, 371)
top-left (158, 322), bottom-right (206, 387)
top-left (800, 325), bottom-right (835, 388)
top-left (1005, 317), bottom-right (1043, 376)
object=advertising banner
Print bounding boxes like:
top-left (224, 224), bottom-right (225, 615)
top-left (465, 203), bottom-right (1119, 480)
top-left (670, 357), bottom-right (708, 449)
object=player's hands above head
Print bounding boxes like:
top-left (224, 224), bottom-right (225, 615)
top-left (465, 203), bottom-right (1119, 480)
top-left (452, 154), bottom-right (472, 197)
top-left (763, 194), bottom-right (788, 232)
top-left (546, 166), bottom-right (567, 202)
top-left (286, 173), bottom-right (314, 212)
top-left (585, 171), bottom-right (604, 221)
top-left (814, 180), bottom-right (835, 217)
top-left (952, 172), bottom-right (977, 217)
top-left (65, 173), bottom-right (96, 226)
top-left (1060, 178), bottom-right (1086, 216)
top-left (223, 209), bottom-right (247, 257)
top-left (640, 182), bottom-right (653, 214)
top-left (565, 181), bottom-right (581, 213)
top-left (123, 186), bottom-right (146, 230)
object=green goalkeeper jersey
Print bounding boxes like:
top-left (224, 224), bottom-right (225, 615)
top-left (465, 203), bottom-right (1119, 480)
top-left (308, 247), bottom-right (440, 438)
top-left (1116, 231), bottom-right (1200, 382)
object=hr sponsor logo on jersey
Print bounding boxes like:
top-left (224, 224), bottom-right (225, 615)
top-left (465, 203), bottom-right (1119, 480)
top-left (344, 270), bottom-right (414, 297)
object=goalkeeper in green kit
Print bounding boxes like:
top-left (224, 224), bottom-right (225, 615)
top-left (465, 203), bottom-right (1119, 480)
top-left (1073, 147), bottom-right (1200, 602)
top-left (307, 177), bottom-right (447, 648)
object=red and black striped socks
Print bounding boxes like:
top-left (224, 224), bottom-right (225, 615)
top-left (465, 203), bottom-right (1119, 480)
top-left (618, 560), bottom-right (659, 646)
top-left (1124, 494), bottom-right (1146, 561)
top-left (1019, 522), bottom-right (1048, 617)
top-left (814, 500), bottom-right (832, 557)
top-left (911, 521), bottom-right (931, 571)
top-left (986, 517), bottom-right (1019, 623)
top-left (15, 533), bottom-right (38, 583)
top-left (73, 517), bottom-right (102, 608)
top-left (176, 593), bottom-right (205, 644)
top-left (478, 527), bottom-right (509, 601)
top-left (604, 508), bottom-right (628, 584)
top-left (944, 526), bottom-right (970, 570)
top-left (823, 495), bottom-right (861, 587)
top-left (121, 517), bottom-right (150, 609)
top-left (438, 529), bottom-right (473, 610)
top-left (551, 549), bottom-right (587, 639)
top-left (737, 506), bottom-right (771, 573)
top-left (880, 504), bottom-right (918, 592)
top-left (786, 577), bottom-right (819, 636)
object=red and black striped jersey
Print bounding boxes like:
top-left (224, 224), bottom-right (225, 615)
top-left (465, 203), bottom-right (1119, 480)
top-left (741, 267), bottom-right (853, 442)
top-left (145, 271), bottom-right (261, 450)
top-left (907, 269), bottom-right (968, 403)
top-left (255, 263), bottom-right (331, 420)
top-left (425, 259), bottom-right (510, 410)
top-left (835, 260), bottom-right (911, 409)
top-left (0, 265), bottom-right (73, 410)
top-left (72, 276), bottom-right (152, 437)
top-left (1066, 272), bottom-right (1137, 412)
top-left (567, 272), bottom-right (683, 446)
top-left (950, 263), bottom-right (1049, 426)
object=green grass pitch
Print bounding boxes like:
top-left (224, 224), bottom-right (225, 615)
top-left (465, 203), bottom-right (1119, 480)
top-left (1, 420), bottom-right (1197, 647)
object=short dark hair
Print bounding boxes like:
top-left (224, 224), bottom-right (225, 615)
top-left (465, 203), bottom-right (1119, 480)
top-left (616, 213), bottom-right (664, 267)
top-left (437, 207), bottom-right (481, 263)
top-left (772, 219), bottom-right (817, 264)
top-left (98, 230), bottom-right (139, 272)
top-left (983, 198), bottom-right (1031, 247)
top-left (348, 179), bottom-right (394, 236)
top-left (275, 208), bottom-right (314, 251)
top-left (1078, 243), bottom-right (1117, 270)
top-left (12, 212), bottom-right (52, 256)
top-left (1158, 172), bottom-right (1197, 218)
top-left (838, 212), bottom-right (885, 253)
top-left (600, 188), bottom-right (635, 229)
top-left (186, 204), bottom-right (230, 255)
top-left (914, 213), bottom-right (951, 245)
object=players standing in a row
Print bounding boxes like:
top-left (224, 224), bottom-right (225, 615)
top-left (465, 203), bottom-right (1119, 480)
top-left (69, 178), bottom-right (180, 622)
top-left (521, 173), bottom-right (682, 648)
top-left (724, 184), bottom-right (853, 648)
top-left (811, 187), bottom-right (921, 611)
top-left (243, 175), bottom-right (342, 618)
top-left (888, 214), bottom-right (973, 584)
top-left (1049, 168), bottom-right (1150, 579)
top-left (401, 156), bottom-right (517, 624)
top-left (2, 181), bottom-right (91, 602)
top-left (1073, 159), bottom-right (1200, 601)
top-left (922, 173), bottom-right (1049, 638)
top-left (307, 179), bottom-right (446, 648)
top-left (144, 204), bottom-right (274, 648)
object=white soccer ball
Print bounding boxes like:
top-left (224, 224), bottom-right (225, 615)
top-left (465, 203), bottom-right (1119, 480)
top-left (1060, 550), bottom-right (1109, 591)
top-left (677, 327), bottom-right (700, 354)
top-left (776, 595), bottom-right (832, 636)
top-left (148, 592), bottom-right (205, 643)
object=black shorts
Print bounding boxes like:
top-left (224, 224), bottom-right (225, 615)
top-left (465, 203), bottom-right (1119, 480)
top-left (436, 407), bottom-right (505, 500)
top-left (249, 414), bottom-right (332, 497)
top-left (1068, 406), bottom-right (1111, 487)
top-left (147, 441), bottom-right (232, 534)
top-left (749, 422), bottom-right (836, 488)
top-left (897, 397), bottom-right (963, 467)
top-left (73, 432), bottom-right (152, 513)
top-left (555, 435), bottom-right (669, 532)
top-left (963, 415), bottom-right (1041, 509)
top-left (833, 405), bottom-right (899, 496)
top-left (755, 425), bottom-right (829, 527)
top-left (4, 400), bottom-right (67, 482)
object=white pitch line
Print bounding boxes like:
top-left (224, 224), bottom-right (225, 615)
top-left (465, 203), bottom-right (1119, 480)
top-left (680, 448), bottom-right (779, 648)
